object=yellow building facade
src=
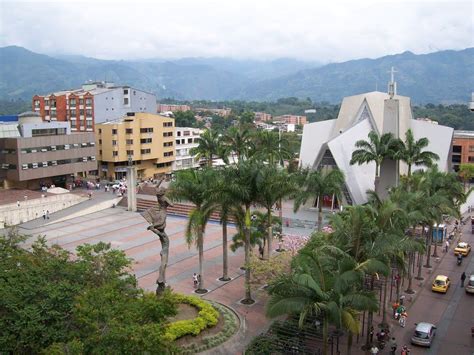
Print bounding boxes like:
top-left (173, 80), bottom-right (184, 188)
top-left (96, 112), bottom-right (175, 180)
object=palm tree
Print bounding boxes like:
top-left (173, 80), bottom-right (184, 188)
top-left (294, 168), bottom-right (345, 231)
top-left (190, 128), bottom-right (221, 167)
top-left (395, 129), bottom-right (439, 179)
top-left (221, 126), bottom-right (253, 162)
top-left (169, 168), bottom-right (216, 293)
top-left (208, 168), bottom-right (238, 281)
top-left (225, 161), bottom-right (262, 303)
top-left (266, 246), bottom-right (381, 355)
top-left (256, 165), bottom-right (296, 259)
top-left (252, 130), bottom-right (292, 166)
top-left (350, 131), bottom-right (398, 193)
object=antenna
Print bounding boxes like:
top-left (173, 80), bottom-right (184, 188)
top-left (388, 66), bottom-right (397, 98)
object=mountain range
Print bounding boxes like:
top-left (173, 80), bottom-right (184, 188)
top-left (0, 46), bottom-right (472, 104)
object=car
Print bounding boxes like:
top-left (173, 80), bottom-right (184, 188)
top-left (466, 274), bottom-right (474, 294)
top-left (411, 322), bottom-right (436, 347)
top-left (432, 275), bottom-right (450, 293)
top-left (454, 242), bottom-right (471, 256)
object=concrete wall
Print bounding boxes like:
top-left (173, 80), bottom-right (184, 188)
top-left (0, 193), bottom-right (86, 227)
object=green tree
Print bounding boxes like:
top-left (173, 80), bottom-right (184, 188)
top-left (190, 129), bottom-right (221, 167)
top-left (294, 168), bottom-right (345, 231)
top-left (222, 126), bottom-right (253, 162)
top-left (394, 128), bottom-right (439, 178)
top-left (350, 131), bottom-right (398, 193)
top-left (252, 130), bottom-right (292, 166)
top-left (173, 110), bottom-right (197, 127)
top-left (458, 163), bottom-right (474, 191)
top-left (169, 168), bottom-right (216, 293)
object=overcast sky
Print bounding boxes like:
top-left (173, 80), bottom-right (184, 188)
top-left (0, 0), bottom-right (472, 62)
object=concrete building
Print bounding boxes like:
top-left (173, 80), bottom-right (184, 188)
top-left (254, 112), bottom-right (272, 122)
top-left (273, 114), bottom-right (307, 126)
top-left (452, 130), bottom-right (474, 172)
top-left (157, 104), bottom-right (191, 113)
top-left (300, 81), bottom-right (453, 206)
top-left (173, 127), bottom-right (202, 171)
top-left (0, 112), bottom-right (97, 189)
top-left (32, 82), bottom-right (157, 132)
top-left (96, 112), bottom-right (175, 180)
top-left (195, 107), bottom-right (232, 117)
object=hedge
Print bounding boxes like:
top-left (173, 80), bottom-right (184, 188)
top-left (164, 294), bottom-right (219, 341)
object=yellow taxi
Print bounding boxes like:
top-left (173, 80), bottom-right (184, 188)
top-left (432, 275), bottom-right (450, 293)
top-left (454, 242), bottom-right (471, 256)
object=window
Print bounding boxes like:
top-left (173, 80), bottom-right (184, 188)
top-left (71, 120), bottom-right (77, 128)
top-left (176, 139), bottom-right (180, 145)
top-left (34, 100), bottom-right (40, 108)
top-left (99, 150), bottom-right (102, 155)
top-left (79, 99), bottom-right (84, 105)
top-left (126, 128), bottom-right (133, 134)
top-left (126, 139), bottom-right (134, 145)
top-left (163, 132), bottom-right (173, 137)
top-left (112, 129), bottom-right (117, 134)
top-left (44, 99), bottom-right (50, 106)
top-left (70, 99), bottom-right (76, 107)
top-left (157, 162), bottom-right (172, 168)
top-left (80, 109), bottom-right (84, 116)
top-left (177, 131), bottom-right (181, 136)
top-left (124, 98), bottom-right (129, 105)
top-left (112, 140), bottom-right (117, 146)
top-left (86, 109), bottom-right (93, 117)
top-left (126, 150), bottom-right (134, 156)
top-left (140, 128), bottom-right (153, 133)
top-left (99, 139), bottom-right (102, 144)
top-left (86, 121), bottom-right (93, 128)
top-left (70, 109), bottom-right (76, 117)
top-left (469, 156), bottom-right (474, 163)
top-left (140, 138), bottom-right (152, 144)
top-left (22, 164), bottom-right (28, 170)
top-left (164, 151), bottom-right (174, 157)
top-left (453, 145), bottom-right (462, 153)
top-left (50, 110), bottom-right (57, 118)
top-left (50, 100), bottom-right (56, 108)
top-left (45, 110), bottom-right (50, 116)
top-left (98, 129), bottom-right (102, 134)
top-left (141, 149), bottom-right (151, 154)
top-left (163, 122), bottom-right (173, 127)
top-left (163, 142), bottom-right (173, 147)
top-left (188, 138), bottom-right (192, 143)
top-left (85, 98), bottom-right (92, 106)
top-left (124, 89), bottom-right (129, 95)
top-left (113, 151), bottom-right (118, 157)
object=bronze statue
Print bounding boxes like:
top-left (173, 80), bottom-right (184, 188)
top-left (142, 179), bottom-right (174, 295)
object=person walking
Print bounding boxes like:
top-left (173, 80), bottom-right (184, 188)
top-left (400, 345), bottom-right (410, 354)
top-left (369, 344), bottom-right (379, 354)
top-left (444, 240), bottom-right (449, 252)
top-left (42, 210), bottom-right (46, 220)
top-left (461, 272), bottom-right (466, 287)
top-left (192, 273), bottom-right (198, 288)
top-left (46, 210), bottom-right (50, 219)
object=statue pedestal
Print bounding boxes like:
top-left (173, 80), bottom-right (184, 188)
top-left (127, 166), bottom-right (137, 212)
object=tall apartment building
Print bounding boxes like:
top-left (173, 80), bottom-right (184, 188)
top-left (273, 114), bottom-right (307, 125)
top-left (452, 130), bottom-right (474, 172)
top-left (0, 112), bottom-right (97, 189)
top-left (157, 104), bottom-right (191, 113)
top-left (32, 82), bottom-right (157, 132)
top-left (96, 113), bottom-right (175, 180)
top-left (254, 112), bottom-right (272, 122)
top-left (173, 127), bottom-right (202, 171)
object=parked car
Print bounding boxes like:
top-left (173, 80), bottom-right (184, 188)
top-left (454, 242), bottom-right (471, 256)
top-left (466, 274), bottom-right (474, 294)
top-left (411, 322), bottom-right (436, 347)
top-left (432, 275), bottom-right (450, 293)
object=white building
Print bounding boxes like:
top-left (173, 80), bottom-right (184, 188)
top-left (173, 127), bottom-right (202, 171)
top-left (300, 85), bottom-right (453, 206)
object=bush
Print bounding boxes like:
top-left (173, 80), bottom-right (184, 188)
top-left (164, 295), bottom-right (219, 341)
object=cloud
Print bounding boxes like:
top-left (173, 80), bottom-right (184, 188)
top-left (0, 0), bottom-right (472, 61)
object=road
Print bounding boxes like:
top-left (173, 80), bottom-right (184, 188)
top-left (390, 220), bottom-right (474, 355)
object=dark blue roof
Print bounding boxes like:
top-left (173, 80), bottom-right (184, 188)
top-left (0, 115), bottom-right (18, 122)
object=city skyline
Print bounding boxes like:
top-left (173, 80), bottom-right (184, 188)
top-left (0, 0), bottom-right (472, 62)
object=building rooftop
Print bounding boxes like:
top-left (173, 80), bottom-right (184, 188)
top-left (454, 130), bottom-right (474, 138)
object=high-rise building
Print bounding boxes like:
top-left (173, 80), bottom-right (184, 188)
top-left (32, 82), bottom-right (157, 132)
top-left (452, 130), bottom-right (474, 172)
top-left (0, 112), bottom-right (97, 189)
top-left (254, 112), bottom-right (272, 122)
top-left (96, 112), bottom-right (175, 180)
top-left (173, 127), bottom-right (202, 171)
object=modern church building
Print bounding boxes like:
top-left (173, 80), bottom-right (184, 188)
top-left (299, 75), bottom-right (453, 206)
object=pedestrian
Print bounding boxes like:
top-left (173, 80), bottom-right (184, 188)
top-left (42, 210), bottom-right (46, 220)
top-left (445, 239), bottom-right (449, 252)
top-left (259, 245), bottom-right (264, 258)
top-left (16, 201), bottom-right (20, 207)
top-left (197, 274), bottom-right (202, 288)
top-left (369, 325), bottom-right (374, 344)
top-left (400, 345), bottom-right (410, 355)
top-left (389, 337), bottom-right (397, 355)
top-left (461, 272), bottom-right (466, 287)
top-left (193, 273), bottom-right (198, 288)
top-left (369, 344), bottom-right (379, 354)
top-left (399, 295), bottom-right (405, 306)
top-left (88, 191), bottom-right (93, 199)
top-left (46, 210), bottom-right (49, 219)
